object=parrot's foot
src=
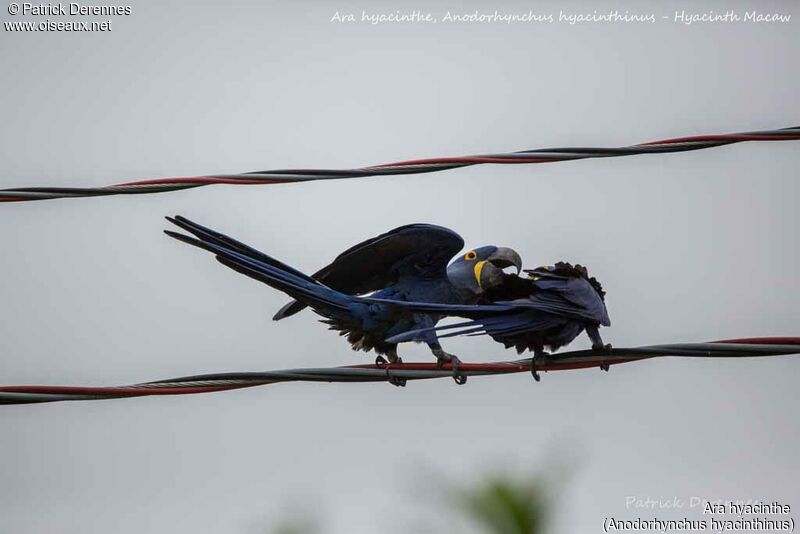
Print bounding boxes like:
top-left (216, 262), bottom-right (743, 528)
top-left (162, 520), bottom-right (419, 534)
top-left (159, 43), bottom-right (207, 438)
top-left (388, 375), bottom-right (407, 387)
top-left (531, 351), bottom-right (549, 382)
top-left (432, 348), bottom-right (456, 367)
top-left (376, 354), bottom-right (403, 366)
top-left (453, 364), bottom-right (467, 385)
top-left (433, 349), bottom-right (467, 385)
top-left (378, 351), bottom-right (406, 386)
top-left (592, 344), bottom-right (612, 372)
top-left (386, 348), bottom-right (402, 364)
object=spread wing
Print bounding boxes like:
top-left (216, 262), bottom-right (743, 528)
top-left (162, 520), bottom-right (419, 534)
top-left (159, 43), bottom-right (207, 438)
top-left (380, 262), bottom-right (610, 346)
top-left (274, 224), bottom-right (464, 320)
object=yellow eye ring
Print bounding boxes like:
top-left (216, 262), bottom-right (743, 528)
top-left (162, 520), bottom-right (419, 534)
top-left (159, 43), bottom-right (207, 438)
top-left (464, 251), bottom-right (477, 261)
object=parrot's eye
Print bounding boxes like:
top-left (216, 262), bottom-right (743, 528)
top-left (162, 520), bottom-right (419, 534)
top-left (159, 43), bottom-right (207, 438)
top-left (464, 250), bottom-right (477, 261)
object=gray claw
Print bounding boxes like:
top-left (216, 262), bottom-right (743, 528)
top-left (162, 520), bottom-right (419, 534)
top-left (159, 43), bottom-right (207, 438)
top-left (433, 349), bottom-right (466, 384)
top-left (531, 351), bottom-right (549, 382)
top-left (388, 376), bottom-right (407, 387)
top-left (451, 357), bottom-right (467, 385)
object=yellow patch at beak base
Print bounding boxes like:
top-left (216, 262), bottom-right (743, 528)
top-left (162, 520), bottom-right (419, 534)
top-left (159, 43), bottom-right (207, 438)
top-left (474, 260), bottom-right (488, 290)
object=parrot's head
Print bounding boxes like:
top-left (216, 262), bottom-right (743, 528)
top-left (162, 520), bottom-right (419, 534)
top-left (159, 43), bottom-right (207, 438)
top-left (447, 246), bottom-right (522, 297)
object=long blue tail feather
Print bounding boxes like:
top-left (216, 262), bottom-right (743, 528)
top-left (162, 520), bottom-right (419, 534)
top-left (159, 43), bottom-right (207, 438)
top-left (165, 218), bottom-right (354, 316)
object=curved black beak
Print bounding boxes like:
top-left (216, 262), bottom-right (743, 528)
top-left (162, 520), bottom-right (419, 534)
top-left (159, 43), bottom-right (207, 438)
top-left (487, 247), bottom-right (523, 274)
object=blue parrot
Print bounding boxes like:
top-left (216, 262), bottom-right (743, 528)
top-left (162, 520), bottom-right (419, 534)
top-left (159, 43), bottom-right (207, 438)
top-left (381, 262), bottom-right (611, 381)
top-left (164, 216), bottom-right (523, 382)
top-left (165, 217), bottom-right (610, 383)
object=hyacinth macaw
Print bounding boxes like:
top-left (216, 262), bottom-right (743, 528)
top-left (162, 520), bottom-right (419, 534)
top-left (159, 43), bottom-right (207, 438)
top-left (383, 262), bottom-right (611, 381)
top-left (165, 216), bottom-right (610, 383)
top-left (165, 216), bottom-right (522, 382)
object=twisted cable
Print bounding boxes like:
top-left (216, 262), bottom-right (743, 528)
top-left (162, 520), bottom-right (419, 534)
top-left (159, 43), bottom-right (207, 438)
top-left (1, 126), bottom-right (797, 203)
top-left (1, 337), bottom-right (797, 405)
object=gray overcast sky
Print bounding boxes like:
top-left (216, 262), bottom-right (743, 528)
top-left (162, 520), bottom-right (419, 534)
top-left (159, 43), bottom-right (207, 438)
top-left (1, 0), bottom-right (798, 532)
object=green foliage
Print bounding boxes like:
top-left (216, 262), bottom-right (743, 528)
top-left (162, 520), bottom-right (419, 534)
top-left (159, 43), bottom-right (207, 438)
top-left (269, 516), bottom-right (319, 534)
top-left (450, 475), bottom-right (550, 534)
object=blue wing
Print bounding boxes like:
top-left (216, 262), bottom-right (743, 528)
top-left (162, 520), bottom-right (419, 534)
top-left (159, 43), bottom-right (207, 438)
top-left (275, 223), bottom-right (464, 319)
top-left (381, 266), bottom-right (610, 349)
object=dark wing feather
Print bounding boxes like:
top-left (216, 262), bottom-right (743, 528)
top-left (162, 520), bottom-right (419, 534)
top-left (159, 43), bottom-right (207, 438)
top-left (525, 262), bottom-right (609, 326)
top-left (274, 224), bottom-right (464, 320)
top-left (524, 262), bottom-right (606, 300)
top-left (383, 262), bottom-right (610, 349)
top-left (481, 272), bottom-right (537, 302)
